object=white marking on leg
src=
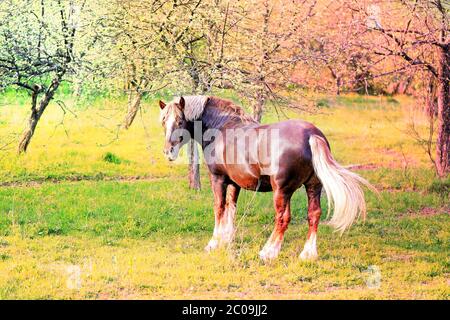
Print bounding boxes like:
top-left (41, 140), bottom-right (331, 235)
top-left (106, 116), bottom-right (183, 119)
top-left (259, 232), bottom-right (282, 261)
top-left (219, 202), bottom-right (236, 244)
top-left (205, 202), bottom-right (236, 252)
top-left (205, 210), bottom-right (221, 252)
top-left (205, 224), bottom-right (220, 252)
top-left (205, 238), bottom-right (219, 252)
top-left (300, 232), bottom-right (318, 261)
top-left (259, 242), bottom-right (282, 261)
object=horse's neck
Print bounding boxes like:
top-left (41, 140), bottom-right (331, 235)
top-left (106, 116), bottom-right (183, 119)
top-left (188, 102), bottom-right (257, 147)
top-left (191, 118), bottom-right (255, 152)
top-left (197, 109), bottom-right (249, 131)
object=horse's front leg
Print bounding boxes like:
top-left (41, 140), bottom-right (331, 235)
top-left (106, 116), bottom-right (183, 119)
top-left (205, 174), bottom-right (227, 252)
top-left (259, 189), bottom-right (292, 261)
top-left (220, 183), bottom-right (240, 244)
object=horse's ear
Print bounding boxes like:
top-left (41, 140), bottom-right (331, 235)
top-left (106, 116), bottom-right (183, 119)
top-left (179, 96), bottom-right (185, 110)
top-left (159, 100), bottom-right (166, 110)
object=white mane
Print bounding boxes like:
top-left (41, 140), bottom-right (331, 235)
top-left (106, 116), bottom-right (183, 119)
top-left (180, 95), bottom-right (209, 120)
top-left (160, 95), bottom-right (208, 122)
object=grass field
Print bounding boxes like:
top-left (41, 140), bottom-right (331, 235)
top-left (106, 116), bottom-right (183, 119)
top-left (0, 91), bottom-right (448, 299)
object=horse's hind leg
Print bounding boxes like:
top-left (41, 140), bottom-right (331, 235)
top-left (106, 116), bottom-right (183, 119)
top-left (300, 180), bottom-right (322, 260)
top-left (259, 189), bottom-right (292, 261)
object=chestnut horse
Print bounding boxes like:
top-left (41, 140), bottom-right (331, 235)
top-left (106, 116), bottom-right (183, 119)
top-left (159, 96), bottom-right (373, 261)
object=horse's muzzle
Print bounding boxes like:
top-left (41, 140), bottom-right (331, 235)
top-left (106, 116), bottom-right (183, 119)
top-left (164, 146), bottom-right (178, 161)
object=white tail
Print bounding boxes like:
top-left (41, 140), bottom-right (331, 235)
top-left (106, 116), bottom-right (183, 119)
top-left (309, 135), bottom-right (375, 234)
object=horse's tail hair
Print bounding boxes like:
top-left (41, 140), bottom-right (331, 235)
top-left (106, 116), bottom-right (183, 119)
top-left (309, 135), bottom-right (376, 234)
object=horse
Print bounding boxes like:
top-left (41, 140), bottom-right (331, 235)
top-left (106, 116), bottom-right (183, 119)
top-left (158, 95), bottom-right (373, 261)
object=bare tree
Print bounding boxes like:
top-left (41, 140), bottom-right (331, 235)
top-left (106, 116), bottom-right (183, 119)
top-left (345, 0), bottom-right (449, 177)
top-left (225, 0), bottom-right (319, 121)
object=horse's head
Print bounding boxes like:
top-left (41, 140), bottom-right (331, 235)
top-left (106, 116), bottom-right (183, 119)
top-left (159, 97), bottom-right (190, 161)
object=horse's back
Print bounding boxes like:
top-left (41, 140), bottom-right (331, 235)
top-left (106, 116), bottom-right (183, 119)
top-left (258, 119), bottom-right (326, 139)
top-left (256, 119), bottom-right (327, 189)
top-left (257, 119), bottom-right (328, 157)
top-left (218, 119), bottom-right (327, 191)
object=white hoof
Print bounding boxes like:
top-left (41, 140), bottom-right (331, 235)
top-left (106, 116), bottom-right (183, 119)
top-left (259, 246), bottom-right (280, 262)
top-left (300, 233), bottom-right (318, 261)
top-left (300, 233), bottom-right (319, 260)
top-left (205, 239), bottom-right (219, 252)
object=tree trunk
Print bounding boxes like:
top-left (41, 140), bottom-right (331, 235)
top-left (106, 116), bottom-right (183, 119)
top-left (328, 66), bottom-right (341, 95)
top-left (18, 115), bottom-right (40, 154)
top-left (18, 88), bottom-right (40, 153)
top-left (436, 44), bottom-right (450, 178)
top-left (188, 87), bottom-right (203, 190)
top-left (188, 139), bottom-right (201, 190)
top-left (17, 99), bottom-right (51, 154)
top-left (252, 91), bottom-right (264, 123)
top-left (123, 90), bottom-right (143, 129)
top-left (252, 103), bottom-right (263, 123)
top-left (185, 68), bottom-right (207, 190)
top-left (336, 77), bottom-right (341, 95)
top-left (18, 79), bottom-right (61, 154)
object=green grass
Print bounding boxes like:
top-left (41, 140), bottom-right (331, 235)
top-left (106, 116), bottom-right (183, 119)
top-left (0, 92), bottom-right (448, 299)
